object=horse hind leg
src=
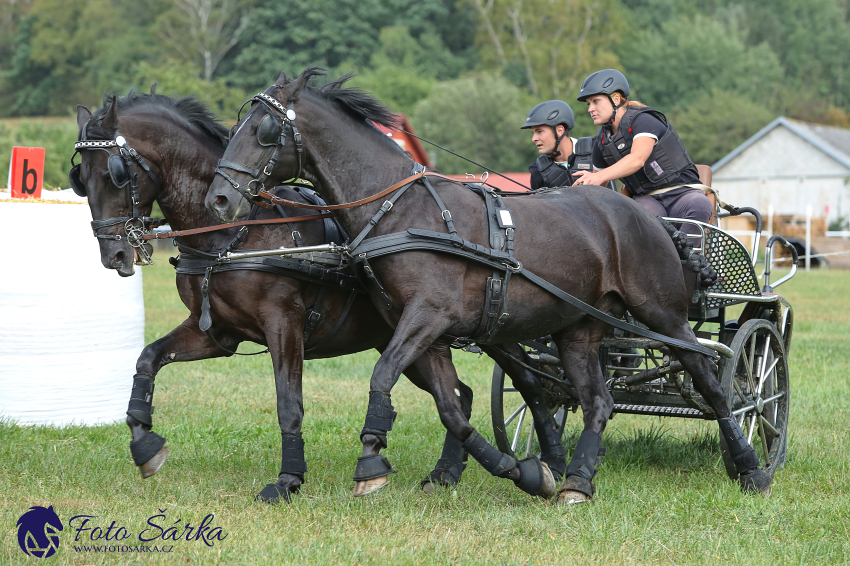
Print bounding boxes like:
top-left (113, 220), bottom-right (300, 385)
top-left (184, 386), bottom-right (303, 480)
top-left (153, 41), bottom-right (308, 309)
top-left (636, 309), bottom-right (772, 495)
top-left (481, 343), bottom-right (567, 481)
top-left (550, 321), bottom-right (613, 504)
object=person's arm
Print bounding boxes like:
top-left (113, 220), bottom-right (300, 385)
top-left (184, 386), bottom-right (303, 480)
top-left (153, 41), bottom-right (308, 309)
top-left (571, 136), bottom-right (655, 186)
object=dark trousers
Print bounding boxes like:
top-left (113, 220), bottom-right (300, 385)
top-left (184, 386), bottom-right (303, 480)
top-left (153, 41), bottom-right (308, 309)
top-left (634, 187), bottom-right (714, 238)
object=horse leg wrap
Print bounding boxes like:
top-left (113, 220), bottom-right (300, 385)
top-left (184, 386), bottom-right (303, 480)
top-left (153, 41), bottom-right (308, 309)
top-left (360, 391), bottom-right (397, 449)
top-left (130, 431), bottom-right (167, 466)
top-left (127, 374), bottom-right (156, 426)
top-left (718, 417), bottom-right (771, 491)
top-left (560, 430), bottom-right (602, 498)
top-left (422, 431), bottom-right (468, 488)
top-left (353, 454), bottom-right (397, 481)
top-left (718, 417), bottom-right (760, 474)
top-left (462, 430), bottom-right (517, 478)
top-left (513, 457), bottom-right (556, 498)
top-left (279, 433), bottom-right (307, 481)
top-left (534, 421), bottom-right (567, 480)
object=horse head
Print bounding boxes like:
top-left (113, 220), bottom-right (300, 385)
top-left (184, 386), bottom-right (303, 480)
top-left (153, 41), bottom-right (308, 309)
top-left (206, 67), bottom-right (406, 224)
top-left (72, 89), bottom-right (228, 275)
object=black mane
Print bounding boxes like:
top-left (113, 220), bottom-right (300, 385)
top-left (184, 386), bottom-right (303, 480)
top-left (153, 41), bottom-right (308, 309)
top-left (285, 67), bottom-right (399, 129)
top-left (87, 88), bottom-right (229, 147)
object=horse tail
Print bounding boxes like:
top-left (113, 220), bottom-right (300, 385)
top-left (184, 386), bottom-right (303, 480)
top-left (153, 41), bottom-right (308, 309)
top-left (656, 217), bottom-right (718, 290)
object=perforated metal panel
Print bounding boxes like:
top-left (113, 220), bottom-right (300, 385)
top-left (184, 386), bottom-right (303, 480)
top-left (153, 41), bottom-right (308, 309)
top-left (702, 225), bottom-right (761, 308)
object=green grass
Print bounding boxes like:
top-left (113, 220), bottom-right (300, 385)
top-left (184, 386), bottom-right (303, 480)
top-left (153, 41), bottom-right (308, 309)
top-left (2, 264), bottom-right (849, 565)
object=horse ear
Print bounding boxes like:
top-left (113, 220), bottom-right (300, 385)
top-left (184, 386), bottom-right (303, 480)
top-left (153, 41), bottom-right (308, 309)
top-left (76, 105), bottom-right (92, 130)
top-left (100, 96), bottom-right (119, 132)
top-left (286, 71), bottom-right (312, 102)
top-left (275, 71), bottom-right (286, 85)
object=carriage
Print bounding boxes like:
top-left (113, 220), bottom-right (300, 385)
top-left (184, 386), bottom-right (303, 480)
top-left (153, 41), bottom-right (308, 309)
top-left (492, 205), bottom-right (798, 481)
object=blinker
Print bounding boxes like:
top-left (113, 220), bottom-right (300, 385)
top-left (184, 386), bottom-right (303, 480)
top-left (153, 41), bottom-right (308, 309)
top-left (257, 114), bottom-right (282, 146)
top-left (69, 164), bottom-right (86, 197)
top-left (108, 154), bottom-right (131, 188)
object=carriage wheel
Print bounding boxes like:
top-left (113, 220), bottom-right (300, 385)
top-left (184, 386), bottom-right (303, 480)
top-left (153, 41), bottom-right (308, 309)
top-left (718, 318), bottom-right (789, 480)
top-left (490, 362), bottom-right (568, 459)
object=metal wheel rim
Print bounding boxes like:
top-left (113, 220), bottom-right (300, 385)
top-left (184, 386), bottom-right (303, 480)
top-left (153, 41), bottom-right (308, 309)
top-left (719, 318), bottom-right (790, 478)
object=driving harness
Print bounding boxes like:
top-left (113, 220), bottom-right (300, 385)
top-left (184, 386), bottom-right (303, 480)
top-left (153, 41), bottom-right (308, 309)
top-left (235, 93), bottom-right (718, 358)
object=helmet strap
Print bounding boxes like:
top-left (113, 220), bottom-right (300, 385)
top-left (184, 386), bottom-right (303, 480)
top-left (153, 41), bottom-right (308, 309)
top-left (605, 94), bottom-right (626, 134)
top-left (551, 125), bottom-right (568, 158)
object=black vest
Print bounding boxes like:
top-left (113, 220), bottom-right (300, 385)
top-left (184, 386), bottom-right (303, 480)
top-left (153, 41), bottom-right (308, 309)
top-left (596, 106), bottom-right (694, 195)
top-left (534, 154), bottom-right (574, 188)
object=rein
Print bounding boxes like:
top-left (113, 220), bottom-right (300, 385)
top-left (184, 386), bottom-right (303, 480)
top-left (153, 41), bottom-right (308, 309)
top-left (141, 212), bottom-right (334, 240)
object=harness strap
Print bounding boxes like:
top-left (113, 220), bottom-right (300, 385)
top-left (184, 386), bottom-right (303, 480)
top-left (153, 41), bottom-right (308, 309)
top-left (302, 286), bottom-right (327, 346)
top-left (306, 289), bottom-right (358, 353)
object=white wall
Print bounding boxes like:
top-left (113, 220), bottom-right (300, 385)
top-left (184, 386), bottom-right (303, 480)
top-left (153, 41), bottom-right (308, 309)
top-left (713, 126), bottom-right (850, 221)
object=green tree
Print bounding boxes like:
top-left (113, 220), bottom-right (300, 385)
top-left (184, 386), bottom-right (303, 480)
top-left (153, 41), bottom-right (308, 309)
top-left (617, 15), bottom-right (784, 113)
top-left (225, 0), bottom-right (391, 91)
top-left (133, 60), bottom-right (247, 118)
top-left (468, 0), bottom-right (625, 99)
top-left (412, 73), bottom-right (537, 174)
top-left (667, 89), bottom-right (774, 166)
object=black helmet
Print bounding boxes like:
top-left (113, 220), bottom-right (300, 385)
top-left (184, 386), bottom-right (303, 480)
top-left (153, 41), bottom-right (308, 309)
top-left (520, 100), bottom-right (575, 132)
top-left (577, 69), bottom-right (630, 102)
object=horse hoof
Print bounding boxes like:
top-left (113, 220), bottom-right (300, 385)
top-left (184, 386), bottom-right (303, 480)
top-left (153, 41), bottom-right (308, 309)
top-left (513, 457), bottom-right (557, 499)
top-left (139, 445), bottom-right (169, 479)
top-left (353, 475), bottom-right (389, 497)
top-left (740, 469), bottom-right (772, 495)
top-left (557, 489), bottom-right (592, 505)
top-left (421, 481), bottom-right (437, 495)
top-left (256, 483), bottom-right (293, 504)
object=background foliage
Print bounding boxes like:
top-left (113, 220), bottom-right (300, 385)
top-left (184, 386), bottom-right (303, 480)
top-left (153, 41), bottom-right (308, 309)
top-left (4, 0), bottom-right (850, 179)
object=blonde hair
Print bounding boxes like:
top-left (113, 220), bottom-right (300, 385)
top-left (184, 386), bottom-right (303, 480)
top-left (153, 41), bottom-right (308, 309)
top-left (611, 91), bottom-right (647, 108)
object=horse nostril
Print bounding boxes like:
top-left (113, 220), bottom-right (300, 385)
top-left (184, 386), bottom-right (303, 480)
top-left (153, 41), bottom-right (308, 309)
top-left (113, 251), bottom-right (125, 265)
top-left (216, 195), bottom-right (226, 206)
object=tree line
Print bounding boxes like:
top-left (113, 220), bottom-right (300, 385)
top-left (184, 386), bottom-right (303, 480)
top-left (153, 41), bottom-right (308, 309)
top-left (3, 0), bottom-right (850, 182)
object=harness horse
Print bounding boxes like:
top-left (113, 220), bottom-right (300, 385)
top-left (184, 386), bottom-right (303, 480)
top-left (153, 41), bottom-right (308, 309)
top-left (71, 90), bottom-right (534, 503)
top-left (206, 68), bottom-right (795, 502)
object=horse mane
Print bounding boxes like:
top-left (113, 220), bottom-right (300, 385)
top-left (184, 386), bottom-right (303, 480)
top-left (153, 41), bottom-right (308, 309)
top-left (284, 67), bottom-right (399, 129)
top-left (87, 87), bottom-right (229, 147)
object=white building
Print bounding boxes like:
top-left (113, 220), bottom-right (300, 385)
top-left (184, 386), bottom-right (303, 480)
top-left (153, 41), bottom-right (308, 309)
top-left (711, 117), bottom-right (850, 224)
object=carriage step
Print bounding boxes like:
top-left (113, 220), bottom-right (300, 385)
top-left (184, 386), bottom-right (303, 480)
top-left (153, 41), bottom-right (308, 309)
top-left (613, 404), bottom-right (707, 418)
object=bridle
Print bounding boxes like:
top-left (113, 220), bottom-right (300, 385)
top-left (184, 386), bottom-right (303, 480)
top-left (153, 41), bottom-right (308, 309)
top-left (69, 123), bottom-right (163, 265)
top-left (214, 90), bottom-right (303, 206)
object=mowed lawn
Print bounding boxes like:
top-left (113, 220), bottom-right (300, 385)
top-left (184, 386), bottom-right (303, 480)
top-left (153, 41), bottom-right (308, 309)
top-left (1, 261), bottom-right (848, 565)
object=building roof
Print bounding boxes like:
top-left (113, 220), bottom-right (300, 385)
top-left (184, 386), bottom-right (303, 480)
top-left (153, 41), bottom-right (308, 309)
top-left (712, 116), bottom-right (850, 172)
top-left (371, 115), bottom-right (433, 169)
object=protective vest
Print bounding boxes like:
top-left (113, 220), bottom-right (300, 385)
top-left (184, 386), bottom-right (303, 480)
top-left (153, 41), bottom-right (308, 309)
top-left (534, 154), bottom-right (574, 188)
top-left (596, 106), bottom-right (694, 196)
top-left (571, 137), bottom-right (594, 174)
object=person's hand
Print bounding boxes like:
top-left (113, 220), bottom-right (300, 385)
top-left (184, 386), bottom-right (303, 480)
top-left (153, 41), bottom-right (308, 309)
top-left (572, 170), bottom-right (608, 187)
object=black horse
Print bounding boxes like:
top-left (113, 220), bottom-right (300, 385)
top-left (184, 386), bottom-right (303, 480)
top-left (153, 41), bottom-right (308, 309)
top-left (206, 68), bottom-right (773, 502)
top-left (71, 90), bottom-right (540, 502)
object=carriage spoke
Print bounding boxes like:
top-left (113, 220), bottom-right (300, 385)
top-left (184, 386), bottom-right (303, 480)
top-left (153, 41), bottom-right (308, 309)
top-left (760, 415), bottom-right (780, 437)
top-left (505, 402), bottom-right (527, 426)
top-left (747, 414), bottom-right (757, 445)
top-left (731, 403), bottom-right (756, 416)
top-left (760, 391), bottom-right (785, 405)
top-left (755, 335), bottom-right (773, 397)
top-left (757, 356), bottom-right (779, 397)
top-left (756, 410), bottom-right (770, 463)
top-left (733, 378), bottom-right (747, 406)
top-left (511, 407), bottom-right (527, 452)
top-left (525, 422), bottom-right (535, 456)
top-left (743, 340), bottom-right (758, 399)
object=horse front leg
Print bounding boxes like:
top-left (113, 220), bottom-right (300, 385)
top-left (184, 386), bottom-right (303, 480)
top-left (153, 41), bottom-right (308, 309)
top-left (256, 313), bottom-right (307, 504)
top-left (551, 322), bottom-right (613, 504)
top-left (129, 316), bottom-right (232, 478)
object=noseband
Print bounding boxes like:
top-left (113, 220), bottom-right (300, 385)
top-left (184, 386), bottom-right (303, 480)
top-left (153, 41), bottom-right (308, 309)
top-left (214, 91), bottom-right (303, 206)
top-left (69, 125), bottom-right (162, 265)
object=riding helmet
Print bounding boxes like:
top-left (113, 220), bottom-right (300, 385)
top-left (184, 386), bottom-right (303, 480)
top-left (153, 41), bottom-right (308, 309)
top-left (577, 69), bottom-right (630, 102)
top-left (520, 100), bottom-right (575, 132)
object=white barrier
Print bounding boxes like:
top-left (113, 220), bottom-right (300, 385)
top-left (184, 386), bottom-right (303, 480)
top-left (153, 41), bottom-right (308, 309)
top-left (0, 191), bottom-right (144, 426)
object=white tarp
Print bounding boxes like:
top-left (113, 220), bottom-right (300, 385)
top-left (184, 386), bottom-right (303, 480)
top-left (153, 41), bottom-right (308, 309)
top-left (0, 195), bottom-right (145, 426)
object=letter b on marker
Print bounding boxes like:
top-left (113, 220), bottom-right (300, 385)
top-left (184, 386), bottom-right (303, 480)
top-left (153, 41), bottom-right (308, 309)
top-left (9, 147), bottom-right (45, 199)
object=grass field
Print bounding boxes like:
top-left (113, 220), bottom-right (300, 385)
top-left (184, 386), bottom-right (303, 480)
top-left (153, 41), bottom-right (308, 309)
top-left (2, 262), bottom-right (849, 565)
